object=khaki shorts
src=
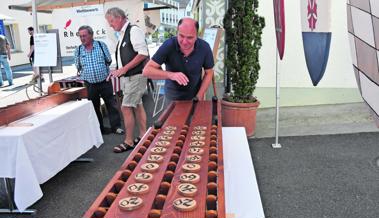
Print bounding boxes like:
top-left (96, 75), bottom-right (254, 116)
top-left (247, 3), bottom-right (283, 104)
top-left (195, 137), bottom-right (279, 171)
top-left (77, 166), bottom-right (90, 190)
top-left (120, 74), bottom-right (147, 108)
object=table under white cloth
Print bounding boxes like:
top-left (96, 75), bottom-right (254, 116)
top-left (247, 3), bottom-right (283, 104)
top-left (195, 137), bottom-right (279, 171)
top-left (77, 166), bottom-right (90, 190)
top-left (223, 127), bottom-right (265, 218)
top-left (0, 100), bottom-right (103, 212)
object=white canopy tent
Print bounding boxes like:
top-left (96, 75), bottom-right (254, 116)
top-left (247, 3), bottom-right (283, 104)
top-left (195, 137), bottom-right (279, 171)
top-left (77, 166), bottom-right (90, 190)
top-left (8, 0), bottom-right (176, 13)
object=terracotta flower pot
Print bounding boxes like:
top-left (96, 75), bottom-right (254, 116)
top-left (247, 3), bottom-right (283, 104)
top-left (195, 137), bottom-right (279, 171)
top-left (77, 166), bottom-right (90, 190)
top-left (221, 100), bottom-right (260, 137)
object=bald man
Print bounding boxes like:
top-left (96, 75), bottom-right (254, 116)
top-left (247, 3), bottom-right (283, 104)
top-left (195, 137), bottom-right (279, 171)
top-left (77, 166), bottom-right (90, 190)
top-left (143, 18), bottom-right (214, 103)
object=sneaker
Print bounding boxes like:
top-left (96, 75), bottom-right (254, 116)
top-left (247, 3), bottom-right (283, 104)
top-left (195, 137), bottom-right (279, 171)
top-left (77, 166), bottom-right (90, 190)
top-left (113, 128), bottom-right (124, 135)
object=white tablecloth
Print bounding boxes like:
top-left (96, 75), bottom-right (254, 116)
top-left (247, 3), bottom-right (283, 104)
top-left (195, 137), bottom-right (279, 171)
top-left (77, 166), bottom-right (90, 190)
top-left (0, 100), bottom-right (103, 212)
top-left (223, 127), bottom-right (265, 218)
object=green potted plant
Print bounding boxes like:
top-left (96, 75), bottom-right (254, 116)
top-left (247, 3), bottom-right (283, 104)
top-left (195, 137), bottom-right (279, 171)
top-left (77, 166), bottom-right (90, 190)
top-left (222, 0), bottom-right (265, 137)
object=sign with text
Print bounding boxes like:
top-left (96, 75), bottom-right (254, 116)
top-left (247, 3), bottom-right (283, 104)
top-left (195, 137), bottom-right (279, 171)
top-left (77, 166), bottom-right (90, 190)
top-left (202, 28), bottom-right (218, 51)
top-left (52, 4), bottom-right (108, 56)
top-left (34, 33), bottom-right (57, 67)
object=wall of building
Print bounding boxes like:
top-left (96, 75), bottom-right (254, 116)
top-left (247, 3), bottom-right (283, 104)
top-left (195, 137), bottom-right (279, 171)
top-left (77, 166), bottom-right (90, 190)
top-left (198, 0), bottom-right (362, 106)
top-left (0, 0), bottom-right (53, 66)
top-left (259, 0), bottom-right (356, 88)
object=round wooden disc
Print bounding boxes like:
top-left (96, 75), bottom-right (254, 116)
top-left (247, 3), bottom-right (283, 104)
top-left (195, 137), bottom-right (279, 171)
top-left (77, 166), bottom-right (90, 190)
top-left (165, 126), bottom-right (177, 131)
top-left (191, 135), bottom-right (205, 141)
top-left (155, 140), bottom-right (171, 147)
top-left (135, 172), bottom-right (154, 183)
top-left (147, 154), bottom-right (164, 163)
top-left (150, 147), bottom-right (167, 155)
top-left (186, 155), bottom-right (202, 163)
top-left (194, 126), bottom-right (207, 130)
top-left (182, 163), bottom-right (201, 172)
top-left (118, 197), bottom-right (143, 211)
top-left (179, 173), bottom-right (200, 184)
top-left (177, 183), bottom-right (198, 197)
top-left (163, 130), bottom-right (175, 135)
top-left (127, 183), bottom-right (149, 195)
top-left (141, 163), bottom-right (160, 172)
top-left (189, 141), bottom-right (205, 147)
top-left (159, 135), bottom-right (173, 141)
top-left (192, 130), bottom-right (206, 136)
top-left (188, 147), bottom-right (204, 155)
top-left (173, 197), bottom-right (197, 211)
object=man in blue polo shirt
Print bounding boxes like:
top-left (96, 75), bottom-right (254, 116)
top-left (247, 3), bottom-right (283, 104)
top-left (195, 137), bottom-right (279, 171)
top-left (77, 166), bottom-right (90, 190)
top-left (143, 17), bottom-right (214, 103)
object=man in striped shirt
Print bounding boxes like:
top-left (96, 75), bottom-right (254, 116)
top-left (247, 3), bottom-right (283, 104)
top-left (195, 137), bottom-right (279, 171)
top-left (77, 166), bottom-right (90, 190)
top-left (74, 25), bottom-right (123, 135)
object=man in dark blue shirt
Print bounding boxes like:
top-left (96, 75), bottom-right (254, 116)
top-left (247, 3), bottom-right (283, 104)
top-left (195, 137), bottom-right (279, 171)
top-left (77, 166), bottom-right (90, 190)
top-left (143, 18), bottom-right (214, 102)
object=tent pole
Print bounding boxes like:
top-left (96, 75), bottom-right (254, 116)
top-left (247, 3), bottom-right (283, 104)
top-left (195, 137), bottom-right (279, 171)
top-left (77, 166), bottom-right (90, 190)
top-left (272, 49), bottom-right (282, 149)
top-left (32, 0), bottom-right (42, 95)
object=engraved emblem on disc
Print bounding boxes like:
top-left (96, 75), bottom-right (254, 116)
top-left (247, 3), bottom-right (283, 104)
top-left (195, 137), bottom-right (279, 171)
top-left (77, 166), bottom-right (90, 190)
top-left (159, 135), bottom-right (172, 141)
top-left (127, 183), bottom-right (149, 194)
top-left (155, 141), bottom-right (171, 147)
top-left (165, 126), bottom-right (177, 131)
top-left (186, 155), bottom-right (202, 163)
top-left (147, 154), bottom-right (164, 163)
top-left (141, 163), bottom-right (160, 172)
top-left (188, 147), bottom-right (204, 155)
top-left (177, 183), bottom-right (198, 197)
top-left (191, 135), bottom-right (205, 141)
top-left (150, 147), bottom-right (167, 154)
top-left (179, 173), bottom-right (200, 184)
top-left (182, 163), bottom-right (201, 172)
top-left (173, 197), bottom-right (197, 211)
top-left (189, 141), bottom-right (205, 147)
top-left (135, 172), bottom-right (153, 183)
top-left (194, 126), bottom-right (207, 130)
top-left (118, 197), bottom-right (143, 211)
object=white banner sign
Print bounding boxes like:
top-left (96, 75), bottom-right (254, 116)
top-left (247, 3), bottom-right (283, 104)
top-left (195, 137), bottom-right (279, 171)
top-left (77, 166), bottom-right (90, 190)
top-left (34, 33), bottom-right (57, 67)
top-left (72, 4), bottom-right (104, 17)
top-left (203, 28), bottom-right (218, 51)
top-left (52, 4), bottom-right (110, 56)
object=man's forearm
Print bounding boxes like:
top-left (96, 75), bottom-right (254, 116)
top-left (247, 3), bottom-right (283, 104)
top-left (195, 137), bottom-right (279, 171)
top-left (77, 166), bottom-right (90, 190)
top-left (120, 54), bottom-right (147, 75)
top-left (196, 69), bottom-right (214, 100)
top-left (143, 65), bottom-right (171, 80)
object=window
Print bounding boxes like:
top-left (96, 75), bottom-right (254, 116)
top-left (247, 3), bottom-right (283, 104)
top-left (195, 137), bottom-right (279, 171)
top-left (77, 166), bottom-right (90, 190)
top-left (4, 24), bottom-right (16, 49)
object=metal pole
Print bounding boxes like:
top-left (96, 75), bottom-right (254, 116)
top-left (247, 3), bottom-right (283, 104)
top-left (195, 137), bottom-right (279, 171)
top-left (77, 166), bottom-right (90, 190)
top-left (272, 49), bottom-right (282, 148)
top-left (32, 0), bottom-right (43, 96)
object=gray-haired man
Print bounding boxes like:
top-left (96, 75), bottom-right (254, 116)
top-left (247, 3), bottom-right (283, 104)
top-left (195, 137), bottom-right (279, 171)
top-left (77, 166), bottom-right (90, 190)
top-left (74, 25), bottom-right (123, 135)
top-left (105, 7), bottom-right (149, 153)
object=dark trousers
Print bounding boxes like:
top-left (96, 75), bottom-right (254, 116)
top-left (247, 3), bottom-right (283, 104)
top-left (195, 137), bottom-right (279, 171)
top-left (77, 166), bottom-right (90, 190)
top-left (85, 80), bottom-right (121, 131)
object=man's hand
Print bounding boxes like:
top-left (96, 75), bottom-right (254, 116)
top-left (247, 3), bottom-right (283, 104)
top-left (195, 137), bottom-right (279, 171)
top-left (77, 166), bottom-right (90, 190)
top-left (106, 69), bottom-right (124, 81)
top-left (168, 72), bottom-right (189, 86)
